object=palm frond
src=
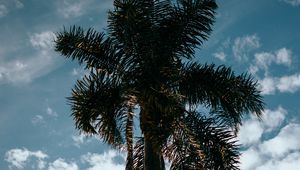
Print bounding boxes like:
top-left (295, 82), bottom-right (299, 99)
top-left (179, 62), bottom-right (264, 129)
top-left (157, 0), bottom-right (217, 59)
top-left (108, 1), bottom-right (176, 63)
top-left (108, 0), bottom-right (152, 53)
top-left (68, 70), bottom-right (126, 147)
top-left (133, 137), bottom-right (144, 170)
top-left (164, 111), bottom-right (240, 170)
top-left (55, 26), bottom-right (122, 73)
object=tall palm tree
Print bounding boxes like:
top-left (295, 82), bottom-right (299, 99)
top-left (55, 0), bottom-right (264, 169)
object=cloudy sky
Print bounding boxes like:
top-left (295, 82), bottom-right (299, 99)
top-left (0, 0), bottom-right (300, 169)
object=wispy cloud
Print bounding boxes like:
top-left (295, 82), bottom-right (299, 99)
top-left (0, 31), bottom-right (61, 85)
top-left (254, 152), bottom-right (300, 170)
top-left (72, 134), bottom-right (92, 148)
top-left (259, 123), bottom-right (300, 157)
top-left (5, 148), bottom-right (125, 170)
top-left (281, 0), bottom-right (300, 6)
top-left (0, 1), bottom-right (25, 17)
top-left (212, 38), bottom-right (231, 62)
top-left (81, 151), bottom-right (125, 170)
top-left (238, 106), bottom-right (300, 170)
top-left (238, 107), bottom-right (286, 145)
top-left (5, 148), bottom-right (48, 169)
top-left (259, 73), bottom-right (300, 95)
top-left (48, 158), bottom-right (78, 170)
top-left (213, 51), bottom-right (226, 61)
top-left (30, 31), bottom-right (55, 50)
top-left (31, 107), bottom-right (57, 127)
top-left (71, 67), bottom-right (88, 78)
top-left (258, 77), bottom-right (277, 95)
top-left (57, 0), bottom-right (94, 19)
top-left (242, 46), bottom-right (299, 95)
top-left (5, 148), bottom-right (78, 170)
top-left (277, 74), bottom-right (300, 93)
top-left (241, 123), bottom-right (300, 170)
top-left (232, 34), bottom-right (260, 62)
top-left (0, 4), bottom-right (8, 17)
top-left (31, 115), bottom-right (46, 126)
top-left (14, 0), bottom-right (24, 9)
top-left (46, 107), bottom-right (58, 117)
top-left (213, 35), bottom-right (260, 63)
top-left (0, 51), bottom-right (56, 84)
top-left (276, 48), bottom-right (292, 66)
top-left (250, 48), bottom-right (292, 75)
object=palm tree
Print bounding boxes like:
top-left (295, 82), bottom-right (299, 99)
top-left (55, 0), bottom-right (264, 169)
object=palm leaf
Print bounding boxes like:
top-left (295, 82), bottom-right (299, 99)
top-left (164, 111), bottom-right (239, 170)
top-left (55, 26), bottom-right (123, 73)
top-left (157, 0), bottom-right (217, 59)
top-left (179, 62), bottom-right (264, 130)
top-left (68, 70), bottom-right (126, 147)
top-left (133, 137), bottom-right (144, 170)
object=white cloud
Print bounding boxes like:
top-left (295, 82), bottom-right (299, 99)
top-left (256, 152), bottom-right (300, 170)
top-left (71, 67), bottom-right (88, 77)
top-left (259, 74), bottom-right (300, 95)
top-left (5, 148), bottom-right (126, 170)
top-left (46, 107), bottom-right (58, 117)
top-left (238, 107), bottom-right (286, 145)
top-left (232, 34), bottom-right (260, 62)
top-left (5, 148), bottom-right (80, 170)
top-left (0, 4), bottom-right (8, 17)
top-left (14, 0), bottom-right (24, 8)
top-left (238, 118), bottom-right (264, 145)
top-left (259, 123), bottom-right (300, 158)
top-left (72, 134), bottom-right (85, 148)
top-left (258, 77), bottom-right (276, 95)
top-left (81, 150), bottom-right (125, 170)
top-left (241, 124), bottom-right (300, 170)
top-left (261, 106), bottom-right (287, 131)
top-left (30, 31), bottom-right (55, 50)
top-left (254, 52), bottom-right (275, 72)
top-left (0, 31), bottom-right (61, 85)
top-left (240, 147), bottom-right (263, 170)
top-left (31, 115), bottom-right (45, 125)
top-left (57, 0), bottom-right (93, 18)
top-left (239, 106), bottom-right (300, 170)
top-left (277, 74), bottom-right (300, 93)
top-left (48, 158), bottom-right (78, 170)
top-left (276, 48), bottom-right (292, 66)
top-left (32, 107), bottom-right (57, 126)
top-left (250, 48), bottom-right (292, 75)
top-left (213, 51), bottom-right (226, 61)
top-left (56, 0), bottom-right (113, 19)
top-left (281, 0), bottom-right (300, 6)
top-left (0, 52), bottom-right (56, 84)
top-left (72, 134), bottom-right (92, 148)
top-left (38, 160), bottom-right (47, 170)
top-left (5, 148), bottom-right (48, 169)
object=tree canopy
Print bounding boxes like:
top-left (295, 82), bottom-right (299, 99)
top-left (55, 0), bottom-right (264, 169)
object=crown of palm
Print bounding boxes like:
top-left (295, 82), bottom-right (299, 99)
top-left (55, 0), bottom-right (264, 169)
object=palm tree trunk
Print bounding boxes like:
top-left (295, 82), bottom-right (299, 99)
top-left (141, 107), bottom-right (165, 170)
top-left (125, 106), bottom-right (134, 170)
top-left (144, 135), bottom-right (165, 170)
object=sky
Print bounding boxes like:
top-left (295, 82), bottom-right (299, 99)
top-left (0, 0), bottom-right (300, 169)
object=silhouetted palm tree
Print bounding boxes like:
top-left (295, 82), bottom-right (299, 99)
top-left (55, 0), bottom-right (264, 169)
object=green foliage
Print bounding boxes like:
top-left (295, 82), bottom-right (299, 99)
top-left (55, 0), bottom-right (264, 169)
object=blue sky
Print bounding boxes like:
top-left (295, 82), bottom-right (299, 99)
top-left (0, 0), bottom-right (300, 169)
